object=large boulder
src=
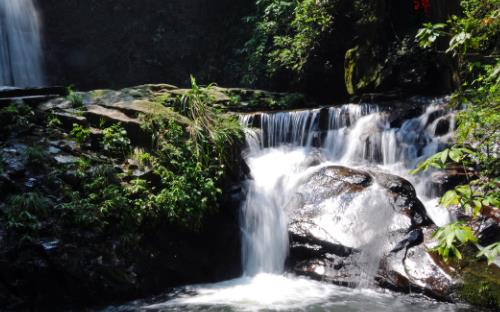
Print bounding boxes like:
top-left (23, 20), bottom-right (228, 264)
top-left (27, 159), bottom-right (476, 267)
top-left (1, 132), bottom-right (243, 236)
top-left (286, 164), bottom-right (456, 299)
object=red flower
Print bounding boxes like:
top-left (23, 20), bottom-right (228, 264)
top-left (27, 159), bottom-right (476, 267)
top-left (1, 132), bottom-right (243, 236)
top-left (413, 0), bottom-right (430, 16)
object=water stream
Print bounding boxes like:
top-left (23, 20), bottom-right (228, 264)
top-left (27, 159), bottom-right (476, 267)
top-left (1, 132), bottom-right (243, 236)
top-left (0, 0), bottom-right (44, 87)
top-left (104, 97), bottom-right (472, 311)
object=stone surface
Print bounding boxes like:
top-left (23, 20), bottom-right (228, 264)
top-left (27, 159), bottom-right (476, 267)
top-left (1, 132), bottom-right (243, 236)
top-left (285, 164), bottom-right (459, 300)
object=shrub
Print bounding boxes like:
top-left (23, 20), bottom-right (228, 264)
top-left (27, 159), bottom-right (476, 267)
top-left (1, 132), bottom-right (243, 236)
top-left (66, 86), bottom-right (84, 108)
top-left (70, 123), bottom-right (91, 145)
top-left (130, 148), bottom-right (152, 170)
top-left (5, 193), bottom-right (52, 239)
top-left (0, 103), bottom-right (35, 135)
top-left (102, 124), bottom-right (131, 157)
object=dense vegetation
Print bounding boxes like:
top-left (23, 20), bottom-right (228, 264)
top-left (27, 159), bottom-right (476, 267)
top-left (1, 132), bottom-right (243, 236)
top-left (222, 0), bottom-right (457, 97)
top-left (0, 79), bottom-right (243, 308)
top-left (413, 0), bottom-right (499, 307)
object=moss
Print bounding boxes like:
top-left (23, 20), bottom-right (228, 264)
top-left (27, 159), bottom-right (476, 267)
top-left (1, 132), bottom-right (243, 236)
top-left (344, 45), bottom-right (384, 96)
top-left (344, 47), bottom-right (357, 95)
top-left (459, 261), bottom-right (500, 309)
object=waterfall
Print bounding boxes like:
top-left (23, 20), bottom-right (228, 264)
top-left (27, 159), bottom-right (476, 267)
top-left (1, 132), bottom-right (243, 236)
top-left (0, 0), bottom-right (44, 87)
top-left (239, 97), bottom-right (455, 280)
top-left (127, 98), bottom-right (462, 310)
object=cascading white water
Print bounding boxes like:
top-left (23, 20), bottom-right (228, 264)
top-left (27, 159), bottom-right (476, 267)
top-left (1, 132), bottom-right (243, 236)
top-left (239, 98), bottom-right (455, 281)
top-left (123, 98), bottom-right (462, 311)
top-left (0, 0), bottom-right (44, 87)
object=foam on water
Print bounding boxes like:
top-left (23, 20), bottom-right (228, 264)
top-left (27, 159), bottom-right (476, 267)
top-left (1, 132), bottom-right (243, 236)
top-left (106, 273), bottom-right (471, 311)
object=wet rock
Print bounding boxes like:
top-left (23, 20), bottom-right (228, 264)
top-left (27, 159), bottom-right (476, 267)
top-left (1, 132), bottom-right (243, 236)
top-left (426, 109), bottom-right (447, 127)
top-left (54, 155), bottom-right (79, 165)
top-left (434, 118), bottom-right (450, 136)
top-left (288, 165), bottom-right (434, 290)
top-left (299, 151), bottom-right (327, 169)
top-left (380, 228), bottom-right (457, 301)
top-left (1, 145), bottom-right (28, 179)
top-left (430, 165), bottom-right (472, 196)
top-left (390, 229), bottom-right (424, 253)
top-left (371, 170), bottom-right (432, 226)
top-left (24, 177), bottom-right (38, 189)
top-left (475, 218), bottom-right (500, 246)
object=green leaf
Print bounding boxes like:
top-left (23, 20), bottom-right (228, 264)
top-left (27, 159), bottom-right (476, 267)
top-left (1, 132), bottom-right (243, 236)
top-left (440, 149), bottom-right (450, 165)
top-left (449, 148), bottom-right (463, 163)
top-left (440, 190), bottom-right (459, 206)
top-left (477, 242), bottom-right (500, 265)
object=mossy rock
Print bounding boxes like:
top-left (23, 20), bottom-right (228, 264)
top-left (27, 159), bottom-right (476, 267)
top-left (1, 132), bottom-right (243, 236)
top-left (344, 45), bottom-right (384, 96)
top-left (459, 261), bottom-right (500, 309)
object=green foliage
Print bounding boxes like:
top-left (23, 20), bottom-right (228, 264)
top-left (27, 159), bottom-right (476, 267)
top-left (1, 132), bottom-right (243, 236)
top-left (130, 148), bottom-right (152, 170)
top-left (102, 124), bottom-right (131, 157)
top-left (137, 76), bottom-right (242, 227)
top-left (477, 242), bottom-right (500, 265)
top-left (66, 86), bottom-right (84, 107)
top-left (411, 147), bottom-right (475, 173)
top-left (5, 193), bottom-right (52, 239)
top-left (432, 222), bottom-right (478, 262)
top-left (0, 103), bottom-right (35, 134)
top-left (460, 260), bottom-right (500, 309)
top-left (416, 23), bottom-right (447, 48)
top-left (26, 145), bottom-right (47, 166)
top-left (47, 114), bottom-right (62, 129)
top-left (241, 0), bottom-right (335, 86)
top-left (70, 123), bottom-right (91, 145)
top-left (173, 76), bottom-right (243, 165)
top-left (414, 0), bottom-right (499, 268)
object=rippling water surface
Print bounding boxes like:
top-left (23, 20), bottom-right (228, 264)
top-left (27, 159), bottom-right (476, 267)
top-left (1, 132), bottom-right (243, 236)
top-left (101, 274), bottom-right (475, 312)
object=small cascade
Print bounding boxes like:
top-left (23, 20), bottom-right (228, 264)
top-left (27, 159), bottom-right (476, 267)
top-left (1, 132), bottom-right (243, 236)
top-left (239, 97), bottom-right (455, 283)
top-left (0, 0), bottom-right (44, 87)
top-left (120, 98), bottom-right (463, 311)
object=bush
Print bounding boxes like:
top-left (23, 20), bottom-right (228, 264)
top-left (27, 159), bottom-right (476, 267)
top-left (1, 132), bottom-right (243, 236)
top-left (0, 103), bottom-right (35, 135)
top-left (5, 193), bottom-right (52, 239)
top-left (70, 123), bottom-right (91, 145)
top-left (102, 124), bottom-right (131, 157)
top-left (66, 86), bottom-right (84, 107)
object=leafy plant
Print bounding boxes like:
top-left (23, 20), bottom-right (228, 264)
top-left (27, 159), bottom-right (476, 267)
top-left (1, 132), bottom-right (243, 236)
top-left (0, 103), bottom-right (35, 134)
top-left (5, 193), bottom-right (52, 239)
top-left (414, 0), bottom-right (499, 266)
top-left (70, 123), bottom-right (91, 145)
top-left (432, 222), bottom-right (478, 262)
top-left (26, 145), bottom-right (47, 166)
top-left (102, 123), bottom-right (131, 157)
top-left (477, 242), bottom-right (500, 265)
top-left (415, 23), bottom-right (447, 48)
top-left (47, 114), bottom-right (62, 129)
top-left (130, 148), bottom-right (152, 170)
top-left (241, 0), bottom-right (335, 86)
top-left (66, 86), bottom-right (84, 107)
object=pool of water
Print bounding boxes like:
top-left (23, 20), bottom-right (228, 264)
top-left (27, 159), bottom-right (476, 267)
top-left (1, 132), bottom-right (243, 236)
top-left (101, 274), bottom-right (476, 312)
